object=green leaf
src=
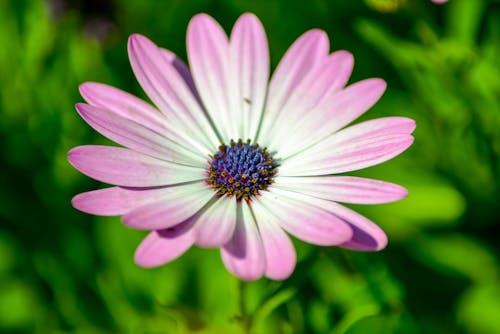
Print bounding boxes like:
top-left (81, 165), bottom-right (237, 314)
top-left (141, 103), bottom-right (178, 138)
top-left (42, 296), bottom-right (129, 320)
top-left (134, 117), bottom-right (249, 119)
top-left (0, 280), bottom-right (38, 330)
top-left (457, 283), bottom-right (500, 334)
top-left (410, 234), bottom-right (499, 282)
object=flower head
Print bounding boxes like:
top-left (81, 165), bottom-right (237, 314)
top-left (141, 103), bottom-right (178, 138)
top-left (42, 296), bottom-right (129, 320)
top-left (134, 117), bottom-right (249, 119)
top-left (69, 13), bottom-right (415, 281)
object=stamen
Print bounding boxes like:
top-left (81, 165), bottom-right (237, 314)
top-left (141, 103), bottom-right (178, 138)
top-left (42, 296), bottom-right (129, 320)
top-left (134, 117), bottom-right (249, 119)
top-left (207, 139), bottom-right (277, 201)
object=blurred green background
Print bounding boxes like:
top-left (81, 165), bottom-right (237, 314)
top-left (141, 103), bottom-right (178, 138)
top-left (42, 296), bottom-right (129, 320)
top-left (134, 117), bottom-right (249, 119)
top-left (1, 0), bottom-right (500, 333)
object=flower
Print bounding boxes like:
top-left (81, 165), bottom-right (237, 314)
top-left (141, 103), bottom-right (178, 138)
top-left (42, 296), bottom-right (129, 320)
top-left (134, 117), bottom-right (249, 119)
top-left (431, 0), bottom-right (448, 3)
top-left (69, 13), bottom-right (415, 281)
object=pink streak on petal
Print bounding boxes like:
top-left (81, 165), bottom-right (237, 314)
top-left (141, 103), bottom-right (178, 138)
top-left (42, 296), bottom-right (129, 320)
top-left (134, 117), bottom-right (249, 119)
top-left (122, 184), bottom-right (214, 230)
top-left (134, 222), bottom-right (195, 267)
top-left (258, 29), bottom-right (329, 146)
top-left (251, 201), bottom-right (296, 280)
top-left (195, 197), bottom-right (237, 248)
top-left (75, 103), bottom-right (204, 166)
top-left (68, 145), bottom-right (204, 187)
top-left (79, 82), bottom-right (167, 134)
top-left (274, 176), bottom-right (408, 204)
top-left (187, 14), bottom-right (234, 141)
top-left (221, 202), bottom-right (266, 281)
top-left (258, 189), bottom-right (353, 246)
top-left (230, 13), bottom-right (270, 140)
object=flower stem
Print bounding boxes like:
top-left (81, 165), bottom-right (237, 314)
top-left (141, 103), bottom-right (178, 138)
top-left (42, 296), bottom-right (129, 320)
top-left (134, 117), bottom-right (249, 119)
top-left (237, 279), bottom-right (252, 334)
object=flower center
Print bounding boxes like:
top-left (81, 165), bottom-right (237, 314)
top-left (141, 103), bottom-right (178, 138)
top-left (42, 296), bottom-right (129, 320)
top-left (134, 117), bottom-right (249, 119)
top-left (207, 139), bottom-right (277, 201)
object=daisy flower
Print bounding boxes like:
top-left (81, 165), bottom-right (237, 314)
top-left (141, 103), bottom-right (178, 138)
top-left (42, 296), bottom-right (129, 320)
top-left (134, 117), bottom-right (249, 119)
top-left (69, 13), bottom-right (415, 281)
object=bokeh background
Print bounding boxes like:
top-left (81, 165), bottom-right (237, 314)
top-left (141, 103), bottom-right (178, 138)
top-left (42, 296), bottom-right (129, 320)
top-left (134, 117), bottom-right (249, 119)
top-left (1, 0), bottom-right (500, 333)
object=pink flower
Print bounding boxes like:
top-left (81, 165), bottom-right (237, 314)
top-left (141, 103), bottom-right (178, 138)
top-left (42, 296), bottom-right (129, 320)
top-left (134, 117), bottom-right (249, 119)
top-left (69, 13), bottom-right (415, 281)
top-left (432, 0), bottom-right (448, 3)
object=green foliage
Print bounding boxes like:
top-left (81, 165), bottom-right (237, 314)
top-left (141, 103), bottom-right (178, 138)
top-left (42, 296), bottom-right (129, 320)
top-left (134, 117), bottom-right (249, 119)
top-left (1, 0), bottom-right (499, 333)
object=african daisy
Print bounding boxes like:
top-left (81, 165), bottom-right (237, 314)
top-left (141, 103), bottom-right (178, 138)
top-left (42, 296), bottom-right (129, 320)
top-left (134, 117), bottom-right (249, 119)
top-left (69, 13), bottom-right (415, 281)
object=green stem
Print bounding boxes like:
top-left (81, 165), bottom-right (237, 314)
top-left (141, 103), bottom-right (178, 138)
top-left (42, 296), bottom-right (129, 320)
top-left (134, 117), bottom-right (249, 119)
top-left (237, 279), bottom-right (252, 334)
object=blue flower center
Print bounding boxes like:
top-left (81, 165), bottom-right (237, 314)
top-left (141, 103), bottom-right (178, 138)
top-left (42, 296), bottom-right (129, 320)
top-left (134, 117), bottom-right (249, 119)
top-left (207, 139), bottom-right (277, 201)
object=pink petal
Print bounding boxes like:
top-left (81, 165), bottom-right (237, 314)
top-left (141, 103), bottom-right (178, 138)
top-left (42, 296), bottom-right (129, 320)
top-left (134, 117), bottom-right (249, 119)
top-left (280, 117), bottom-right (415, 176)
top-left (122, 184), bottom-right (214, 230)
top-left (71, 184), bottom-right (202, 216)
top-left (251, 200), bottom-right (297, 280)
top-left (229, 13), bottom-right (270, 140)
top-left (324, 116), bottom-right (416, 143)
top-left (267, 51), bottom-right (354, 153)
top-left (128, 34), bottom-right (219, 153)
top-left (134, 222), bottom-right (195, 267)
top-left (258, 29), bottom-right (330, 147)
top-left (194, 197), bottom-right (237, 248)
top-left (68, 145), bottom-right (204, 187)
top-left (329, 202), bottom-right (387, 251)
top-left (278, 78), bottom-right (387, 159)
top-left (159, 48), bottom-right (200, 102)
top-left (285, 50), bottom-right (354, 112)
top-left (79, 82), bottom-right (167, 134)
top-left (257, 188), bottom-right (353, 246)
top-left (187, 14), bottom-right (235, 141)
top-left (80, 80), bottom-right (202, 154)
top-left (274, 176), bottom-right (408, 204)
top-left (268, 188), bottom-right (387, 251)
top-left (221, 202), bottom-right (266, 281)
top-left (75, 103), bottom-right (205, 166)
top-left (319, 78), bottom-right (388, 133)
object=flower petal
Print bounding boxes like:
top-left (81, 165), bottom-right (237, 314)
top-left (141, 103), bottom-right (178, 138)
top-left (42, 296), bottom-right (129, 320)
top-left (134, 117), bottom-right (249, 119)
top-left (274, 176), bottom-right (408, 204)
top-left (75, 103), bottom-right (205, 166)
top-left (280, 117), bottom-right (415, 176)
top-left (278, 78), bottom-right (387, 159)
top-left (194, 197), bottom-right (237, 248)
top-left (128, 34), bottom-right (220, 153)
top-left (221, 201), bottom-right (266, 281)
top-left (330, 203), bottom-right (387, 251)
top-left (251, 200), bottom-right (296, 280)
top-left (134, 222), bottom-right (195, 268)
top-left (187, 14), bottom-right (235, 141)
top-left (229, 13), bottom-right (270, 140)
top-left (159, 48), bottom-right (200, 102)
top-left (71, 183), bottom-right (203, 216)
top-left (267, 188), bottom-right (387, 251)
top-left (122, 183), bottom-right (215, 230)
top-left (282, 50), bottom-right (354, 117)
top-left (266, 51), bottom-right (354, 154)
top-left (257, 188), bottom-right (353, 246)
top-left (79, 82), bottom-right (167, 134)
top-left (257, 29), bottom-right (329, 147)
top-left (68, 145), bottom-right (205, 187)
